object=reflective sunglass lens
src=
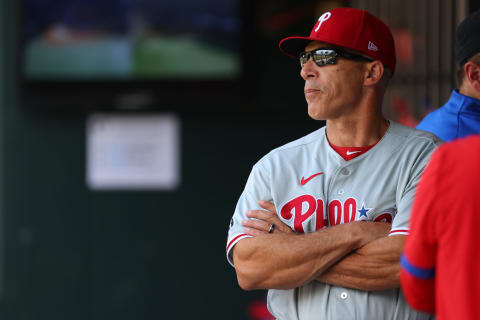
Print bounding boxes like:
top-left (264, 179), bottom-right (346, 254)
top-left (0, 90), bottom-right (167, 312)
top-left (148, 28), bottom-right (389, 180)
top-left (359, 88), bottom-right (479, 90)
top-left (300, 49), bottom-right (338, 67)
top-left (314, 50), bottom-right (337, 66)
top-left (299, 52), bottom-right (310, 67)
top-left (313, 53), bottom-right (336, 66)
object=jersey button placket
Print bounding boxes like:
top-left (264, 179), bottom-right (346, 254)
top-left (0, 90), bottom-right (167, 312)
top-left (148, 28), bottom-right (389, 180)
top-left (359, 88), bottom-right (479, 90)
top-left (337, 167), bottom-right (351, 195)
top-left (340, 292), bottom-right (348, 300)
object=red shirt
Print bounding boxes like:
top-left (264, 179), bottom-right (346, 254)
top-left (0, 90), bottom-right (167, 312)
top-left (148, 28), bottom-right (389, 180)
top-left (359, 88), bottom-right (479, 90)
top-left (401, 134), bottom-right (480, 320)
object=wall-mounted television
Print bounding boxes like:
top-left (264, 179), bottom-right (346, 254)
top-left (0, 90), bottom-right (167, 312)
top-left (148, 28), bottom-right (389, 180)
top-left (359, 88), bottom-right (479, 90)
top-left (20, 0), bottom-right (253, 113)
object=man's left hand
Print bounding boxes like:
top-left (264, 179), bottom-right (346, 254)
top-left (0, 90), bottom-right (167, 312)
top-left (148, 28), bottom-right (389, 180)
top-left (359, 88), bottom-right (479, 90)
top-left (242, 200), bottom-right (295, 236)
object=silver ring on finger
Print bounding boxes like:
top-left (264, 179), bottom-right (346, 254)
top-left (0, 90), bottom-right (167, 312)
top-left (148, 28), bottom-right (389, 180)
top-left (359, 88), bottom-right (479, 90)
top-left (268, 224), bottom-right (275, 234)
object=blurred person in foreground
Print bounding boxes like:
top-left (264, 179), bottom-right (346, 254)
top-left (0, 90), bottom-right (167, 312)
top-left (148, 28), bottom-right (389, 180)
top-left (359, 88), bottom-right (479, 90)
top-left (417, 9), bottom-right (480, 141)
top-left (226, 7), bottom-right (440, 320)
top-left (400, 134), bottom-right (480, 319)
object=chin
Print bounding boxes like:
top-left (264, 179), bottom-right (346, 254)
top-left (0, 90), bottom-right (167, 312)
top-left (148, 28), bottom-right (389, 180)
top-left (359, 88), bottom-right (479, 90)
top-left (307, 105), bottom-right (326, 121)
top-left (308, 111), bottom-right (326, 121)
top-left (310, 115), bottom-right (326, 121)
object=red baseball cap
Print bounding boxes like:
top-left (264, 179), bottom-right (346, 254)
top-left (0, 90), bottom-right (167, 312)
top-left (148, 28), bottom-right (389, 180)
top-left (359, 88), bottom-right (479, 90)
top-left (279, 7), bottom-right (396, 74)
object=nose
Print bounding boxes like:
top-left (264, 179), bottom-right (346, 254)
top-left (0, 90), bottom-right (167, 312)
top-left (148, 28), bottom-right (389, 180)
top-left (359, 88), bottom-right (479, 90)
top-left (300, 58), bottom-right (317, 80)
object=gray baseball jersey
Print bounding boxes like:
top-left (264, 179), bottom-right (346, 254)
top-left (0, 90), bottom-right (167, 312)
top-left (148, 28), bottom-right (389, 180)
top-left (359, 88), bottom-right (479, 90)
top-left (226, 121), bottom-right (441, 320)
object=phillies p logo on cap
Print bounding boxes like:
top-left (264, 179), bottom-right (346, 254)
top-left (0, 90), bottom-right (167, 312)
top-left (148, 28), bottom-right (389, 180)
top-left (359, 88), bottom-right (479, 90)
top-left (315, 12), bottom-right (332, 32)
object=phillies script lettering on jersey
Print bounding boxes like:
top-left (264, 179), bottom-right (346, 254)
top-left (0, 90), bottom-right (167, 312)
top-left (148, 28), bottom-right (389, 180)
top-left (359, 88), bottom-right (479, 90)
top-left (280, 195), bottom-right (393, 233)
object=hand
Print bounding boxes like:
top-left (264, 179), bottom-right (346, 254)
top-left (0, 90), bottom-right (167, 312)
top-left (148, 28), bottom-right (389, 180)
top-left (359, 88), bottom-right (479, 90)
top-left (242, 200), bottom-right (295, 236)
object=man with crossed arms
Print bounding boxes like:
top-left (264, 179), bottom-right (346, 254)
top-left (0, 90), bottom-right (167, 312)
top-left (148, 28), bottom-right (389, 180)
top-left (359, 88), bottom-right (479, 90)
top-left (226, 7), bottom-right (439, 320)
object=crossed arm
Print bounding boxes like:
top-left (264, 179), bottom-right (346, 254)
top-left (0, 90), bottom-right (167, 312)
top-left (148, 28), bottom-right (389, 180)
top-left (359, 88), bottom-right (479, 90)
top-left (317, 234), bottom-right (404, 290)
top-left (233, 201), bottom-right (404, 291)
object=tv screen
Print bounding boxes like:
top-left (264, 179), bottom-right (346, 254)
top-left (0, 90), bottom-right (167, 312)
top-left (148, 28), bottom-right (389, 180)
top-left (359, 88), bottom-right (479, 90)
top-left (23, 0), bottom-right (241, 80)
top-left (20, 0), bottom-right (251, 113)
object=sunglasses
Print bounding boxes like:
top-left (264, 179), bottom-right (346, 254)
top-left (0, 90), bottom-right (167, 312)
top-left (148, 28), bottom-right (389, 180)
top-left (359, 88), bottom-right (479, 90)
top-left (299, 48), bottom-right (374, 68)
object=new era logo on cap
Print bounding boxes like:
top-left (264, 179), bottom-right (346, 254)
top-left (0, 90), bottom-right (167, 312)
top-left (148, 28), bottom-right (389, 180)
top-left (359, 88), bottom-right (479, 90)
top-left (368, 41), bottom-right (378, 51)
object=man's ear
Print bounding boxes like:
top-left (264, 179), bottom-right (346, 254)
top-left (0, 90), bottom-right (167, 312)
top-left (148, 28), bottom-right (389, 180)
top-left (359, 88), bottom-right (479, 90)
top-left (364, 60), bottom-right (384, 86)
top-left (464, 61), bottom-right (480, 92)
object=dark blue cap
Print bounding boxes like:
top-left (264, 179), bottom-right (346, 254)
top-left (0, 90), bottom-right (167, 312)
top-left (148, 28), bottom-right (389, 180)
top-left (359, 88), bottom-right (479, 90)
top-left (455, 9), bottom-right (480, 66)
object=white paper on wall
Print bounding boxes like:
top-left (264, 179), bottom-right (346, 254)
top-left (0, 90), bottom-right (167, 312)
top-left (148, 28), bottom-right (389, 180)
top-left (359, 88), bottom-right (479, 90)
top-left (86, 113), bottom-right (180, 190)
